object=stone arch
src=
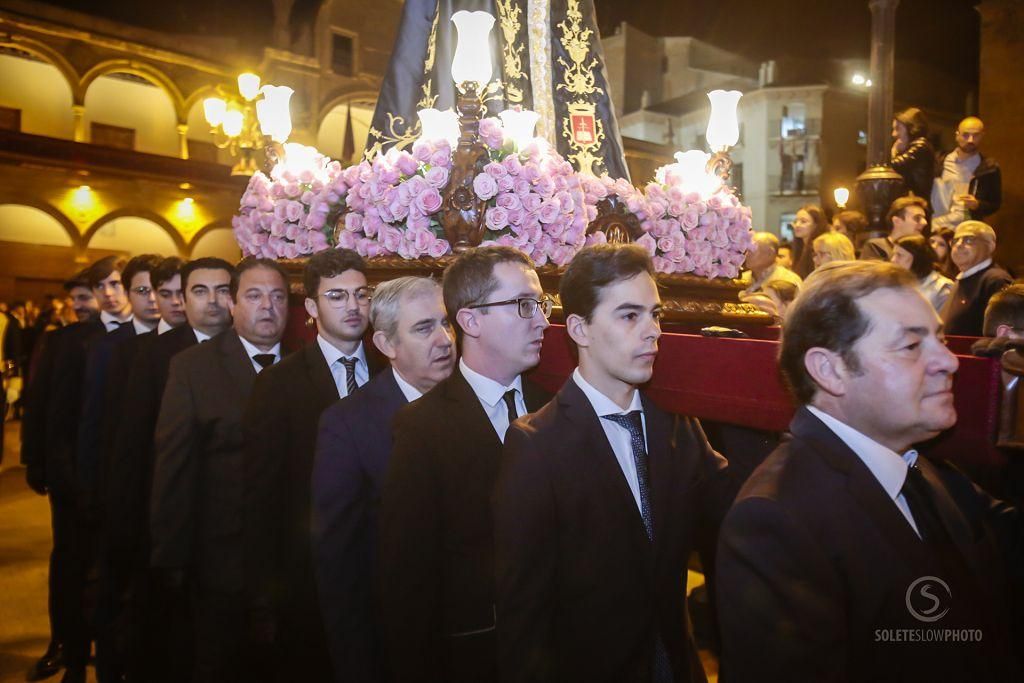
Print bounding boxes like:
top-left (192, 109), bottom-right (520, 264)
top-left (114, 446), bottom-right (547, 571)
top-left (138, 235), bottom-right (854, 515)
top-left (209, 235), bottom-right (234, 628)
top-left (316, 90), bottom-right (378, 162)
top-left (80, 59), bottom-right (187, 122)
top-left (0, 197), bottom-right (82, 249)
top-left (317, 89), bottom-right (379, 131)
top-left (84, 209), bottom-right (186, 256)
top-left (0, 35), bottom-right (82, 102)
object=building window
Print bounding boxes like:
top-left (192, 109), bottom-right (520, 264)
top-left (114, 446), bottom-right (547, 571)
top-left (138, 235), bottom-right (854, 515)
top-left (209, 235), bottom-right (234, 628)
top-left (91, 122), bottom-right (135, 150)
top-left (780, 103), bottom-right (806, 138)
top-left (332, 33), bottom-right (355, 76)
top-left (0, 106), bottom-right (21, 132)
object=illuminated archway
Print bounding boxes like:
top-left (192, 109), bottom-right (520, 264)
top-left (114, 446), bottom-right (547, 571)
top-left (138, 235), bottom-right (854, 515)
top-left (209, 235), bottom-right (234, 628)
top-left (85, 210), bottom-right (185, 256)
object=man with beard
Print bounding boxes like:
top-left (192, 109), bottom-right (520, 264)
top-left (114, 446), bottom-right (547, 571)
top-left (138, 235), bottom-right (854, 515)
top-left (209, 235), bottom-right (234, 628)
top-left (105, 257), bottom-right (234, 683)
top-left (21, 268), bottom-right (98, 682)
top-left (932, 116), bottom-right (1001, 230)
top-left (312, 275), bottom-right (455, 682)
top-left (494, 244), bottom-right (734, 683)
top-left (241, 249), bottom-right (383, 680)
top-left (380, 246), bottom-right (551, 683)
top-left (150, 258), bottom-right (288, 683)
top-left (716, 261), bottom-right (1022, 681)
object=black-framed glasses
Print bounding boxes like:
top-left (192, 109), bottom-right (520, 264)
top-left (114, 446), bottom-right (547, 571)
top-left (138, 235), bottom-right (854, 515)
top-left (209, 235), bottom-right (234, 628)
top-left (320, 287), bottom-right (372, 309)
top-left (468, 295), bottom-right (553, 319)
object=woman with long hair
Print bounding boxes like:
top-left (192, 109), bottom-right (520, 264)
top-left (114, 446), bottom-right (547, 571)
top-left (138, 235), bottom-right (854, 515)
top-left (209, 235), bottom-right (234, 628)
top-left (791, 205), bottom-right (829, 278)
top-left (891, 107), bottom-right (936, 204)
top-left (891, 234), bottom-right (954, 312)
top-left (929, 227), bottom-right (956, 279)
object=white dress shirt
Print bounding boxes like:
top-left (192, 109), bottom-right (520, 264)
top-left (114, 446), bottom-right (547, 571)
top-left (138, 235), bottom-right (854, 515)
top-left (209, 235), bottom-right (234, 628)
top-left (238, 335), bottom-right (281, 374)
top-left (808, 406), bottom-right (921, 537)
top-left (392, 367), bottom-right (423, 402)
top-left (317, 335), bottom-right (369, 398)
top-left (193, 328), bottom-right (211, 344)
top-left (132, 318), bottom-right (155, 335)
top-left (157, 319), bottom-right (173, 335)
top-left (573, 368), bottom-right (647, 513)
top-left (100, 310), bottom-right (132, 332)
top-left (459, 358), bottom-right (526, 443)
top-left (956, 257), bottom-right (993, 281)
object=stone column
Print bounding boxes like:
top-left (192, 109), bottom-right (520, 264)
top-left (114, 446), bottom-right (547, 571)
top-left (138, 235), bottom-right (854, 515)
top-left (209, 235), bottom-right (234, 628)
top-left (72, 104), bottom-right (86, 142)
top-left (177, 123), bottom-right (190, 159)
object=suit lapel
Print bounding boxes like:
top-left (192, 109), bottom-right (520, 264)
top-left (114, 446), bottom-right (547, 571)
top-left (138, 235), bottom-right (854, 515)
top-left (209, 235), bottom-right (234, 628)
top-left (444, 370), bottom-right (503, 453)
top-left (219, 329), bottom-right (257, 398)
top-left (522, 377), bottom-right (550, 413)
top-left (918, 459), bottom-right (984, 576)
top-left (559, 380), bottom-right (653, 557)
top-left (305, 342), bottom-right (341, 407)
top-left (642, 394), bottom-right (674, 557)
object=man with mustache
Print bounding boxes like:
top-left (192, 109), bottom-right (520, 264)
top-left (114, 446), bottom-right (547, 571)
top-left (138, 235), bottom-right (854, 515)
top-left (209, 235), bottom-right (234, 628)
top-left (717, 261), bottom-right (1022, 681)
top-left (105, 257), bottom-right (235, 683)
top-left (932, 116), bottom-right (1001, 230)
top-left (494, 244), bottom-right (735, 683)
top-left (380, 246), bottom-right (551, 682)
top-left (150, 257), bottom-right (288, 683)
top-left (241, 249), bottom-right (383, 680)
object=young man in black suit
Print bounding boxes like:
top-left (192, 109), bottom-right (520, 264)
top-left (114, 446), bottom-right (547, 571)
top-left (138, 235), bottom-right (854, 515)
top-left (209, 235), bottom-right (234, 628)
top-left (241, 249), bottom-right (381, 679)
top-left (149, 257), bottom-right (288, 683)
top-left (105, 257), bottom-right (234, 683)
top-left (717, 260), bottom-right (1022, 681)
top-left (312, 275), bottom-right (455, 682)
top-left (380, 246), bottom-right (552, 683)
top-left (494, 244), bottom-right (733, 683)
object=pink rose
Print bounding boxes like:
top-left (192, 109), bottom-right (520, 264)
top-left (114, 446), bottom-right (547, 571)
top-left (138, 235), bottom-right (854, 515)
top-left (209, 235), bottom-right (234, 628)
top-left (428, 238), bottom-right (450, 258)
top-left (396, 154), bottom-right (419, 176)
top-left (390, 200), bottom-right (411, 221)
top-left (284, 223), bottom-right (301, 241)
top-left (484, 161), bottom-right (508, 179)
top-left (496, 193), bottom-right (522, 211)
top-left (585, 231), bottom-right (608, 247)
top-left (306, 211), bottom-right (327, 230)
top-left (651, 256), bottom-right (675, 274)
top-left (473, 173), bottom-right (499, 200)
top-left (344, 213), bottom-right (364, 233)
top-left (506, 208), bottom-right (525, 228)
top-left (381, 226), bottom-right (402, 252)
top-left (537, 200), bottom-right (561, 224)
top-left (485, 206), bottom-right (510, 231)
top-left (415, 187), bottom-right (444, 214)
top-left (410, 228), bottom-right (436, 253)
top-left (424, 166), bottom-right (450, 189)
top-left (270, 219), bottom-right (286, 237)
top-left (404, 175), bottom-right (428, 198)
top-left (534, 177), bottom-right (555, 198)
top-left (503, 155), bottom-right (523, 175)
top-left (681, 208), bottom-right (700, 230)
top-left (498, 175), bottom-right (515, 192)
top-left (657, 237), bottom-right (675, 253)
top-left (635, 233), bottom-right (657, 256)
top-left (522, 193), bottom-right (543, 213)
top-left (521, 164), bottom-right (541, 183)
top-left (513, 179), bottom-right (532, 196)
top-left (429, 150), bottom-right (451, 168)
top-left (406, 210), bottom-right (431, 231)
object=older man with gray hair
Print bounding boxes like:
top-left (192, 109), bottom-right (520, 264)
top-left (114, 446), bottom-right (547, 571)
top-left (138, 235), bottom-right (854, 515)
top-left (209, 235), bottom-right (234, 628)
top-left (942, 220), bottom-right (1013, 336)
top-left (740, 231), bottom-right (803, 295)
top-left (311, 276), bottom-right (455, 682)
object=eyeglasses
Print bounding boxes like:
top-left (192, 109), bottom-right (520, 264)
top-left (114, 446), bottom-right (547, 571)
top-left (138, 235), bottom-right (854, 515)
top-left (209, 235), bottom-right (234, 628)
top-left (468, 295), bottom-right (553, 319)
top-left (130, 286), bottom-right (152, 296)
top-left (320, 287), bottom-right (372, 309)
top-left (952, 235), bottom-right (979, 246)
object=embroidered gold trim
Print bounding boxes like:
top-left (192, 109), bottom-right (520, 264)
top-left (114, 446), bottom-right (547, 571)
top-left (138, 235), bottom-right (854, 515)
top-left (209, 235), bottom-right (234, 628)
top-left (365, 113), bottom-right (420, 161)
top-left (528, 0), bottom-right (555, 145)
top-left (556, 0), bottom-right (605, 174)
top-left (496, 0), bottom-right (526, 103)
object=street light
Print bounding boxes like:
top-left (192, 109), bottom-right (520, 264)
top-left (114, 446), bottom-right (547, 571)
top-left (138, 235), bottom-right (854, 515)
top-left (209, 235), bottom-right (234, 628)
top-left (834, 187), bottom-right (850, 209)
top-left (203, 72), bottom-right (294, 176)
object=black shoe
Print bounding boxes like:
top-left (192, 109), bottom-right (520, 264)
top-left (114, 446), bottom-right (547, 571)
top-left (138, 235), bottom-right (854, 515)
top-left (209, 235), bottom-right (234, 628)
top-left (26, 641), bottom-right (64, 681)
top-left (59, 667), bottom-right (86, 683)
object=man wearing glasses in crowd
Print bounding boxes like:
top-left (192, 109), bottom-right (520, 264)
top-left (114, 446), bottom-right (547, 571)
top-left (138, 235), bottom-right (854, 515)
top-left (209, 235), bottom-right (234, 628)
top-left (242, 248), bottom-right (383, 680)
top-left (941, 220), bottom-right (1013, 336)
top-left (380, 246), bottom-right (552, 683)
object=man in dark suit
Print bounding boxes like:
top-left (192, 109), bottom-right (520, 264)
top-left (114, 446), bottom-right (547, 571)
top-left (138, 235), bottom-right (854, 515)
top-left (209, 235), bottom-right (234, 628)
top-left (312, 275), bottom-right (455, 682)
top-left (22, 255), bottom-right (130, 683)
top-left (149, 257), bottom-right (288, 683)
top-left (104, 257), bottom-right (234, 683)
top-left (241, 249), bottom-right (381, 680)
top-left (859, 196), bottom-right (928, 262)
top-left (942, 220), bottom-right (1013, 336)
top-left (717, 260), bottom-right (1022, 681)
top-left (494, 244), bottom-right (734, 683)
top-left (21, 269), bottom-right (98, 682)
top-left (380, 246), bottom-right (551, 683)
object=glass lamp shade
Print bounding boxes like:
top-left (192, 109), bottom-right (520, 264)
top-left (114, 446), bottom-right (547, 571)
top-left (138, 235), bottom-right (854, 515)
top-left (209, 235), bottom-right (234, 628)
top-left (660, 150), bottom-right (722, 198)
top-left (499, 109), bottom-right (540, 150)
top-left (256, 85), bottom-right (294, 143)
top-left (706, 89), bottom-right (742, 151)
top-left (203, 97), bottom-right (227, 127)
top-left (833, 187), bottom-right (850, 208)
top-left (451, 11), bottom-right (495, 86)
top-left (237, 72), bottom-right (261, 101)
top-left (221, 109), bottom-right (244, 138)
top-left (417, 108), bottom-right (460, 148)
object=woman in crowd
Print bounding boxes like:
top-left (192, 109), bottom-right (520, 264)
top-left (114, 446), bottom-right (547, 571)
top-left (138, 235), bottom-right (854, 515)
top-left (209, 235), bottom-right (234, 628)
top-left (791, 205), bottom-right (830, 279)
top-left (890, 107), bottom-right (936, 204)
top-left (811, 231), bottom-right (856, 270)
top-left (929, 227), bottom-right (956, 278)
top-left (890, 234), bottom-right (953, 312)
top-left (831, 210), bottom-right (867, 248)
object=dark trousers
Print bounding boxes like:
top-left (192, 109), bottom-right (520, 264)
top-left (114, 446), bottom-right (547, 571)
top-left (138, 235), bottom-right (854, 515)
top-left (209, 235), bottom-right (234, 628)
top-left (192, 586), bottom-right (272, 683)
top-left (49, 496), bottom-right (98, 669)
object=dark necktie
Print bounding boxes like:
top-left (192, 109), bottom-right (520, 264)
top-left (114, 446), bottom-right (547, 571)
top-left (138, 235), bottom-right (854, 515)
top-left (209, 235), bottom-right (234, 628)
top-left (601, 409), bottom-right (672, 683)
top-left (901, 464), bottom-right (951, 544)
top-left (253, 353), bottom-right (276, 370)
top-left (340, 357), bottom-right (358, 396)
top-left (502, 389), bottom-right (519, 427)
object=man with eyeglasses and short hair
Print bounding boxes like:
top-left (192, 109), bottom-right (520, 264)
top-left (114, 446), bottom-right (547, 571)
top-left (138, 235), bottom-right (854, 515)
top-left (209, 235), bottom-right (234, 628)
top-left (941, 220), bottom-right (1012, 336)
top-left (241, 248), bottom-right (384, 680)
top-left (380, 246), bottom-right (552, 683)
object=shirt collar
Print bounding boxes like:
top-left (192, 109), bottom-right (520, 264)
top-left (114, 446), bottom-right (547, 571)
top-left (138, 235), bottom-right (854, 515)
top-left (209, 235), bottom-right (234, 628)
top-left (100, 310), bottom-right (132, 330)
top-left (572, 367), bottom-right (643, 416)
top-left (957, 258), bottom-right (992, 280)
top-left (133, 318), bottom-right (155, 335)
top-left (807, 406), bottom-right (917, 501)
top-left (238, 334), bottom-right (281, 362)
top-left (193, 327), bottom-right (211, 344)
top-left (317, 334), bottom-right (367, 369)
top-left (392, 367), bottom-right (423, 402)
top-left (157, 319), bottom-right (173, 335)
top-left (459, 357), bottom-right (523, 407)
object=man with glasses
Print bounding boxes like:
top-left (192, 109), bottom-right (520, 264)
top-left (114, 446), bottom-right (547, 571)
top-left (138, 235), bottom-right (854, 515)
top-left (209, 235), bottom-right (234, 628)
top-left (381, 246), bottom-right (552, 683)
top-left (150, 257), bottom-right (288, 683)
top-left (240, 249), bottom-right (383, 680)
top-left (942, 220), bottom-right (1012, 336)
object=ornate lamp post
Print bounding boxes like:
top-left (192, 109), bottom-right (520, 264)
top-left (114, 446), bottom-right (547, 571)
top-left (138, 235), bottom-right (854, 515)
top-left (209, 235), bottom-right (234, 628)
top-left (203, 72), bottom-right (294, 176)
